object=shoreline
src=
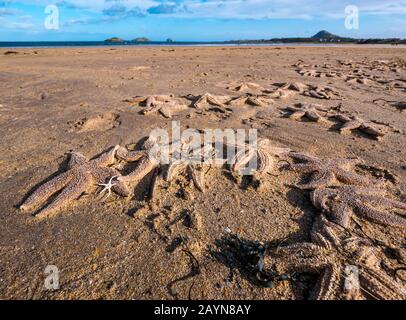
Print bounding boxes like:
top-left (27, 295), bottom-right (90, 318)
top-left (1, 42), bottom-right (406, 49)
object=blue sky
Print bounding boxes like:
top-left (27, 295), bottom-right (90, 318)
top-left (0, 0), bottom-right (405, 41)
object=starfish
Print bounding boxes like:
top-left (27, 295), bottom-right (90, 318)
top-left (311, 186), bottom-right (406, 228)
top-left (228, 95), bottom-right (274, 107)
top-left (287, 152), bottom-right (383, 189)
top-left (127, 95), bottom-right (188, 118)
top-left (227, 82), bottom-right (264, 93)
top-left (230, 138), bottom-right (290, 182)
top-left (116, 136), bottom-right (161, 184)
top-left (284, 103), bottom-right (329, 122)
top-left (272, 216), bottom-right (406, 300)
top-left (298, 69), bottom-right (324, 77)
top-left (20, 146), bottom-right (130, 220)
top-left (273, 82), bottom-right (309, 93)
top-left (334, 114), bottom-right (389, 140)
top-left (164, 143), bottom-right (217, 192)
top-left (292, 60), bottom-right (310, 68)
top-left (346, 77), bottom-right (374, 86)
top-left (265, 88), bottom-right (297, 99)
top-left (192, 93), bottom-right (230, 109)
top-left (303, 85), bottom-right (340, 100)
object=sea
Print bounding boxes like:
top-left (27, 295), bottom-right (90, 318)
top-left (0, 41), bottom-right (367, 48)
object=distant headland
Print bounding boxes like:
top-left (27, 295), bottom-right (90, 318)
top-left (104, 31), bottom-right (405, 45)
top-left (226, 30), bottom-right (406, 45)
top-left (104, 37), bottom-right (151, 43)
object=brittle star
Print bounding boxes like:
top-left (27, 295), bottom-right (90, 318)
top-left (98, 175), bottom-right (119, 198)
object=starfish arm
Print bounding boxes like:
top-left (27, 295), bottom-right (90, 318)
top-left (289, 163), bottom-right (318, 173)
top-left (158, 105), bottom-right (173, 119)
top-left (276, 243), bottom-right (329, 273)
top-left (206, 94), bottom-right (226, 107)
top-left (116, 147), bottom-right (145, 162)
top-left (299, 170), bottom-right (336, 189)
top-left (285, 105), bottom-right (301, 112)
top-left (67, 152), bottom-right (88, 169)
top-left (288, 152), bottom-right (320, 163)
top-left (112, 180), bottom-right (131, 197)
top-left (193, 95), bottom-right (207, 108)
top-left (312, 264), bottom-right (342, 300)
top-left (228, 96), bottom-right (247, 106)
top-left (305, 110), bottom-right (323, 122)
top-left (267, 146), bottom-right (292, 157)
top-left (231, 147), bottom-right (256, 173)
top-left (348, 186), bottom-right (386, 196)
top-left (20, 171), bottom-right (72, 212)
top-left (142, 105), bottom-right (161, 115)
top-left (289, 110), bottom-right (306, 120)
top-left (315, 105), bottom-right (329, 112)
top-left (359, 268), bottom-right (406, 300)
top-left (311, 217), bottom-right (343, 249)
top-left (93, 167), bottom-right (130, 197)
top-left (334, 114), bottom-right (352, 123)
top-left (146, 96), bottom-right (157, 108)
top-left (119, 155), bottom-right (158, 184)
top-left (92, 146), bottom-right (119, 167)
top-left (360, 195), bottom-right (406, 210)
top-left (311, 188), bottom-right (336, 212)
top-left (188, 163), bottom-right (205, 192)
top-left (165, 160), bottom-right (188, 182)
top-left (329, 202), bottom-right (353, 228)
top-left (354, 201), bottom-right (406, 227)
top-left (335, 168), bottom-right (376, 186)
top-left (257, 149), bottom-right (274, 173)
top-left (34, 175), bottom-right (92, 220)
top-left (339, 120), bottom-right (361, 134)
top-left (148, 168), bottom-right (160, 201)
top-left (359, 123), bottom-right (388, 138)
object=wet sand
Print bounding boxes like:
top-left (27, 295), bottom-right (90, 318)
top-left (0, 46), bottom-right (405, 299)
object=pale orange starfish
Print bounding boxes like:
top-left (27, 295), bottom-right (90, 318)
top-left (20, 146), bottom-right (129, 220)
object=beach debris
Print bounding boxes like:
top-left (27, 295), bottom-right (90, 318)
top-left (20, 146), bottom-right (129, 219)
top-left (394, 101), bottom-right (406, 111)
top-left (214, 234), bottom-right (283, 287)
top-left (284, 102), bottom-right (329, 122)
top-left (311, 186), bottom-right (406, 228)
top-left (3, 51), bottom-right (19, 55)
top-left (272, 216), bottom-right (406, 300)
top-left (286, 152), bottom-right (383, 189)
top-left (334, 114), bottom-right (389, 140)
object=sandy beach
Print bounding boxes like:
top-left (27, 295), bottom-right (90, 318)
top-left (0, 45), bottom-right (405, 300)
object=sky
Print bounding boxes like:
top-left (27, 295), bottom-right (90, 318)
top-left (0, 0), bottom-right (405, 41)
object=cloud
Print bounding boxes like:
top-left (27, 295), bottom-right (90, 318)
top-left (7, 0), bottom-right (406, 29)
top-left (147, 3), bottom-right (177, 14)
top-left (0, 7), bottom-right (18, 15)
top-left (102, 4), bottom-right (144, 18)
top-left (62, 3), bottom-right (145, 26)
top-left (0, 16), bottom-right (34, 29)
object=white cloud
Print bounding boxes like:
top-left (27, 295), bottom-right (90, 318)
top-left (13, 0), bottom-right (406, 19)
